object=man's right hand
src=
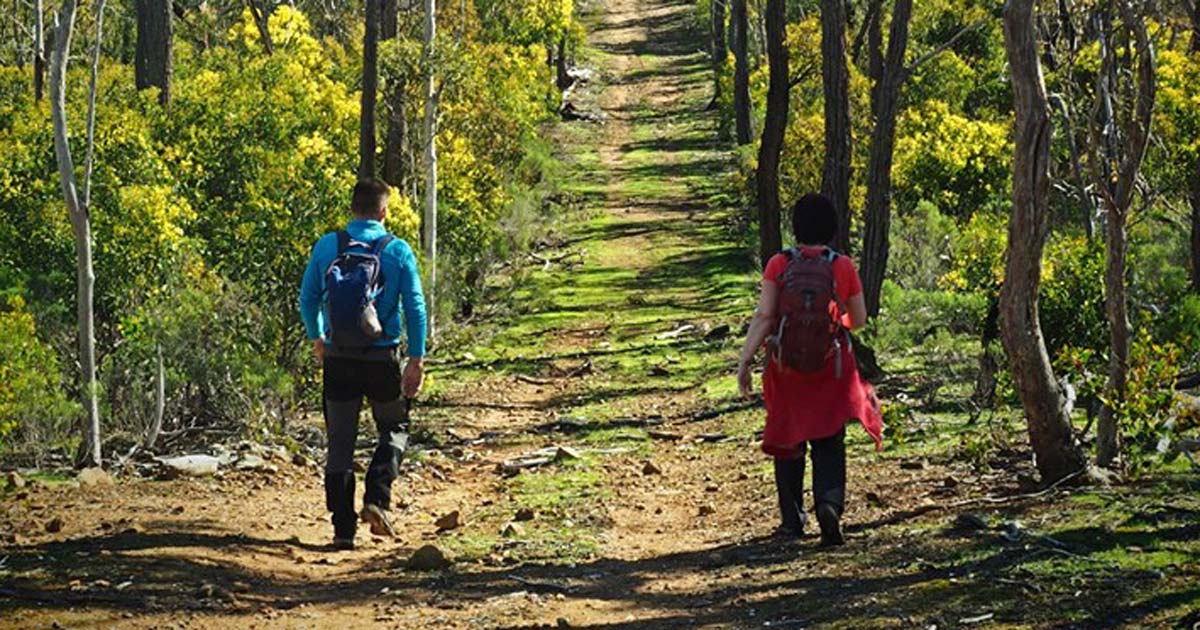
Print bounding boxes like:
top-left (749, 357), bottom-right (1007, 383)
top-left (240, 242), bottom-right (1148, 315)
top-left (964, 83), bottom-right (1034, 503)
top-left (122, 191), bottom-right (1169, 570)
top-left (313, 338), bottom-right (325, 363)
top-left (402, 359), bottom-right (424, 398)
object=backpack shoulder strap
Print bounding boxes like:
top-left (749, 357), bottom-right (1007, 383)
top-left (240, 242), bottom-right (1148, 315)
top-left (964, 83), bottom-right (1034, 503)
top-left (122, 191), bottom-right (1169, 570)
top-left (336, 230), bottom-right (351, 255)
top-left (372, 234), bottom-right (396, 257)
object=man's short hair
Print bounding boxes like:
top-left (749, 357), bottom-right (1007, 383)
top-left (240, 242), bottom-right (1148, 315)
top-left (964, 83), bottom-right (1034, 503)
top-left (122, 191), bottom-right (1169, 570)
top-left (351, 178), bottom-right (390, 217)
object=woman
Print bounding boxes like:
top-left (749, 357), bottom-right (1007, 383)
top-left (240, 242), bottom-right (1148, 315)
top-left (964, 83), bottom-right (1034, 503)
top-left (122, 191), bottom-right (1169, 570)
top-left (737, 193), bottom-right (882, 546)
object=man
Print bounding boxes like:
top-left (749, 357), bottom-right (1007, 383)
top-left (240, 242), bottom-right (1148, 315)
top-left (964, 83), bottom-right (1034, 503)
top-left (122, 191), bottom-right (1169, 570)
top-left (299, 178), bottom-right (427, 550)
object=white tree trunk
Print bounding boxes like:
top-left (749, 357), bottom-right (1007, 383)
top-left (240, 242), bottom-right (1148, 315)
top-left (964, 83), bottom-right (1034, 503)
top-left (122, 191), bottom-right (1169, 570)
top-left (50, 0), bottom-right (102, 467)
top-left (423, 0), bottom-right (438, 337)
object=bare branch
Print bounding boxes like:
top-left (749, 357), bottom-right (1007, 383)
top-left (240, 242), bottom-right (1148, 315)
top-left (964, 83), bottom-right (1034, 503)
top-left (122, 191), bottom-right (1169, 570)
top-left (906, 17), bottom-right (988, 76)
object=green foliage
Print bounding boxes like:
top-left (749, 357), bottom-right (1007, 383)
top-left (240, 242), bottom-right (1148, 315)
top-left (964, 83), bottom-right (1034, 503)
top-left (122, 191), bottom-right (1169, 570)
top-left (0, 296), bottom-right (80, 452)
top-left (1040, 235), bottom-right (1107, 357)
top-left (0, 2), bottom-right (567, 457)
top-left (888, 200), bottom-right (959, 290)
top-left (894, 100), bottom-right (1011, 220)
top-left (942, 210), bottom-right (1007, 293)
top-left (1118, 334), bottom-right (1183, 475)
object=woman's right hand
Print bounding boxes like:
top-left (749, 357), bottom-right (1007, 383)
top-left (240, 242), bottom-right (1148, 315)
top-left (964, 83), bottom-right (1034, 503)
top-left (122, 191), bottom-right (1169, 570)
top-left (737, 361), bottom-right (754, 399)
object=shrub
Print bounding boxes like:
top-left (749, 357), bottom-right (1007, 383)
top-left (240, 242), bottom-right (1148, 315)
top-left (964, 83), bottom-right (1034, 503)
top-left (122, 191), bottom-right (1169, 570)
top-left (0, 295), bottom-right (80, 458)
top-left (888, 200), bottom-right (959, 291)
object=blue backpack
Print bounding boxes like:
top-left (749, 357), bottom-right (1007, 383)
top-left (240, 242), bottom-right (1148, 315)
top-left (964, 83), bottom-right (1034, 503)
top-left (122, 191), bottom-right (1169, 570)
top-left (324, 231), bottom-right (394, 348)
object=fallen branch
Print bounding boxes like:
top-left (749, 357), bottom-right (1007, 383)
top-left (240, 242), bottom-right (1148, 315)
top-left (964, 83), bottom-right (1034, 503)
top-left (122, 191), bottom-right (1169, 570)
top-left (675, 396), bottom-right (763, 424)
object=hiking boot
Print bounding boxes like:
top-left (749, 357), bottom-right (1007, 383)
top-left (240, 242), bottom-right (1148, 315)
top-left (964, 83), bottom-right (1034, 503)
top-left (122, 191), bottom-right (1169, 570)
top-left (332, 536), bottom-right (355, 551)
top-left (361, 503), bottom-right (396, 537)
top-left (816, 503), bottom-right (844, 547)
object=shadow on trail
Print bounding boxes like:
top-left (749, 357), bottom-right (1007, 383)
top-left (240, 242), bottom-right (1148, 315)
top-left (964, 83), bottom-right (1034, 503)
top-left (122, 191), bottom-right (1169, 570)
top-left (3, 488), bottom-right (1195, 627)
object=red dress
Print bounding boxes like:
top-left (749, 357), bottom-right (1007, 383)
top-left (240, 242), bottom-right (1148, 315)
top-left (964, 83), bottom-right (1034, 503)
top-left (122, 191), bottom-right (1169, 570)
top-left (760, 248), bottom-right (883, 458)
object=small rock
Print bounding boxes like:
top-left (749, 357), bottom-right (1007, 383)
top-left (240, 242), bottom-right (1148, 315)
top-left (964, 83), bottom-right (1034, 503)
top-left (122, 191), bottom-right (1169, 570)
top-left (6, 471), bottom-right (26, 490)
top-left (435, 510), bottom-right (462, 531)
top-left (554, 446), bottom-right (581, 462)
top-left (501, 522), bottom-right (525, 537)
top-left (698, 503), bottom-right (716, 517)
top-left (408, 544), bottom-right (451, 571)
top-left (45, 517), bottom-right (64, 533)
top-left (235, 454), bottom-right (268, 471)
top-left (77, 467), bottom-right (113, 486)
top-left (292, 453), bottom-right (309, 467)
top-left (642, 461), bottom-right (662, 476)
top-left (556, 618), bottom-right (572, 628)
top-left (515, 507), bottom-right (535, 522)
top-left (160, 455), bottom-right (220, 477)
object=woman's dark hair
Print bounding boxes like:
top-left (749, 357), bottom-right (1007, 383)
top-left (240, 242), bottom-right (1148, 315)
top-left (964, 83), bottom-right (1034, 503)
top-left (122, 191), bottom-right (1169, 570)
top-left (790, 193), bottom-right (838, 246)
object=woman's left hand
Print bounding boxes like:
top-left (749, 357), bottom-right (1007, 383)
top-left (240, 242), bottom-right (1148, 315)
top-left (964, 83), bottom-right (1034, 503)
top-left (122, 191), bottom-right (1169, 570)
top-left (737, 361), bottom-right (753, 399)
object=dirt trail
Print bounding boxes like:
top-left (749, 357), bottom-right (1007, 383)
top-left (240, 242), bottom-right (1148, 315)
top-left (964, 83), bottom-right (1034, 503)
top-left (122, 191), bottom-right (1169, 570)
top-left (10, 0), bottom-right (1182, 628)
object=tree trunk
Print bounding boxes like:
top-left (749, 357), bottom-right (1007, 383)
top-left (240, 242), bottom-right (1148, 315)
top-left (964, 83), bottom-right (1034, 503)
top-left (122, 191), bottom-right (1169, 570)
top-left (1191, 4), bottom-right (1200, 292)
top-left (1093, 0), bottom-right (1154, 469)
top-left (423, 0), bottom-right (438, 336)
top-left (34, 0), bottom-right (45, 102)
top-left (135, 0), bottom-right (172, 105)
top-left (732, 0), bottom-right (751, 145)
top-left (359, 0), bottom-right (380, 178)
top-left (50, 0), bottom-right (103, 468)
top-left (144, 344), bottom-right (165, 450)
top-left (1000, 0), bottom-right (1087, 484)
top-left (755, 0), bottom-right (787, 265)
top-left (383, 75), bottom-right (408, 190)
top-left (711, 0), bottom-right (726, 104)
top-left (1096, 197), bottom-right (1129, 467)
top-left (1192, 182), bottom-right (1200, 292)
top-left (820, 0), bottom-right (852, 253)
top-left (246, 0), bottom-right (274, 54)
top-left (860, 0), bottom-right (912, 318)
top-left (381, 0), bottom-right (397, 39)
top-left (556, 36), bottom-right (571, 91)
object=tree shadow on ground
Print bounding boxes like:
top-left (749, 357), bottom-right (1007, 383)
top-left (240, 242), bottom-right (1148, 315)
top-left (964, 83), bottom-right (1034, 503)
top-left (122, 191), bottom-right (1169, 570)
top-left (5, 479), bottom-right (1197, 628)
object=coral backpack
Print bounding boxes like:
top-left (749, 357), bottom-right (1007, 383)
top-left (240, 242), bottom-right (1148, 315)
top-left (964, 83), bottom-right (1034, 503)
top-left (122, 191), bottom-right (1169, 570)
top-left (771, 247), bottom-right (846, 376)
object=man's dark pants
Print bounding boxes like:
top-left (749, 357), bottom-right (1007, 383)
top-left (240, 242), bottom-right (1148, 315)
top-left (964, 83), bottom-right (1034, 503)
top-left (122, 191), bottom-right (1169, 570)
top-left (323, 352), bottom-right (409, 539)
top-left (773, 428), bottom-right (846, 532)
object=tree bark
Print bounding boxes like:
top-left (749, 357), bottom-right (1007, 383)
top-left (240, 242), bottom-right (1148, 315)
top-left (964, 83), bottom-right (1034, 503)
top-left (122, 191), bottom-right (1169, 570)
top-left (51, 0), bottom-right (103, 468)
top-left (755, 0), bottom-right (787, 265)
top-left (382, 0), bottom-right (397, 39)
top-left (820, 0), bottom-right (852, 253)
top-left (1191, 3), bottom-right (1200, 292)
top-left (34, 0), bottom-right (45, 102)
top-left (246, 0), bottom-right (274, 54)
top-left (383, 75), bottom-right (408, 190)
top-left (1092, 0), bottom-right (1154, 469)
top-left (135, 0), bottom-right (172, 105)
top-left (860, 0), bottom-right (912, 318)
top-left (556, 35), bottom-right (571, 91)
top-left (710, 0), bottom-right (726, 106)
top-left (732, 0), bottom-right (751, 145)
top-left (359, 0), bottom-right (381, 178)
top-left (423, 0), bottom-right (438, 336)
top-left (1000, 0), bottom-right (1087, 484)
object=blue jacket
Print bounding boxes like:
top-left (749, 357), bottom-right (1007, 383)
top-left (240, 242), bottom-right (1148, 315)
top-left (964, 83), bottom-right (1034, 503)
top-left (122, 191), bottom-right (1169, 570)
top-left (299, 219), bottom-right (427, 358)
